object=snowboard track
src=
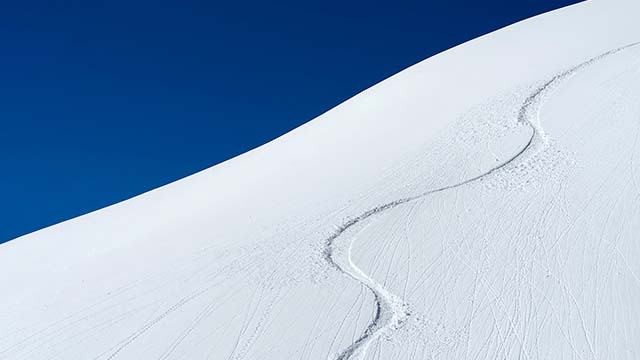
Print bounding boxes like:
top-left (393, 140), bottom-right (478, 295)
top-left (324, 42), bottom-right (639, 360)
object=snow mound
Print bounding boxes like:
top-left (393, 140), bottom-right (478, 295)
top-left (1, 1), bottom-right (640, 359)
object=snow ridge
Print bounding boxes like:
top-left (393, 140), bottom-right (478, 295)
top-left (324, 42), bottom-right (638, 360)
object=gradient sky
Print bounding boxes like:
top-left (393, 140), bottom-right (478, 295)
top-left (0, 0), bottom-right (581, 243)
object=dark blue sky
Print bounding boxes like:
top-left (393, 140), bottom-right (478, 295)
top-left (0, 0), bottom-right (580, 243)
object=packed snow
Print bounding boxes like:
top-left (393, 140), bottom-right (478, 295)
top-left (2, 1), bottom-right (640, 359)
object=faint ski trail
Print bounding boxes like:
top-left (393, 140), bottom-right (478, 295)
top-left (325, 42), bottom-right (638, 360)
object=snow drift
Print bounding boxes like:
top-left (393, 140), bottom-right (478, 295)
top-left (2, 1), bottom-right (640, 359)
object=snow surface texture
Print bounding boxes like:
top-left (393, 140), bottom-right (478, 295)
top-left (2, 1), bottom-right (640, 359)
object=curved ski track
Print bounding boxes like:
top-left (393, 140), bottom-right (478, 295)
top-left (325, 42), bottom-right (639, 360)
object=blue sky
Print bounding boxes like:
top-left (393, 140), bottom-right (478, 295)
top-left (0, 0), bottom-right (580, 243)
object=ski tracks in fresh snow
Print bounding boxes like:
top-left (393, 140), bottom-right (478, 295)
top-left (325, 42), bottom-right (639, 360)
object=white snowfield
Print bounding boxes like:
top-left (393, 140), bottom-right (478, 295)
top-left (2, 1), bottom-right (640, 359)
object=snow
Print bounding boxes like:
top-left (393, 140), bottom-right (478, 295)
top-left (2, 1), bottom-right (640, 359)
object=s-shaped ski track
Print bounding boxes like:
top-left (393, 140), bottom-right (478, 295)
top-left (325, 43), bottom-right (639, 360)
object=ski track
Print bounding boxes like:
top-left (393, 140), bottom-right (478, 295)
top-left (324, 42), bottom-right (639, 360)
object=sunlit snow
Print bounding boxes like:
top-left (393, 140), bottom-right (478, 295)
top-left (1, 1), bottom-right (640, 359)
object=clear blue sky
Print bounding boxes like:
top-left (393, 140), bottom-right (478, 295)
top-left (0, 0), bottom-right (580, 243)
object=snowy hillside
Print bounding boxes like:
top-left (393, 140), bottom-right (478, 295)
top-left (2, 1), bottom-right (640, 359)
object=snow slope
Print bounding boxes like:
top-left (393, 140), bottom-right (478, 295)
top-left (2, 1), bottom-right (640, 359)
